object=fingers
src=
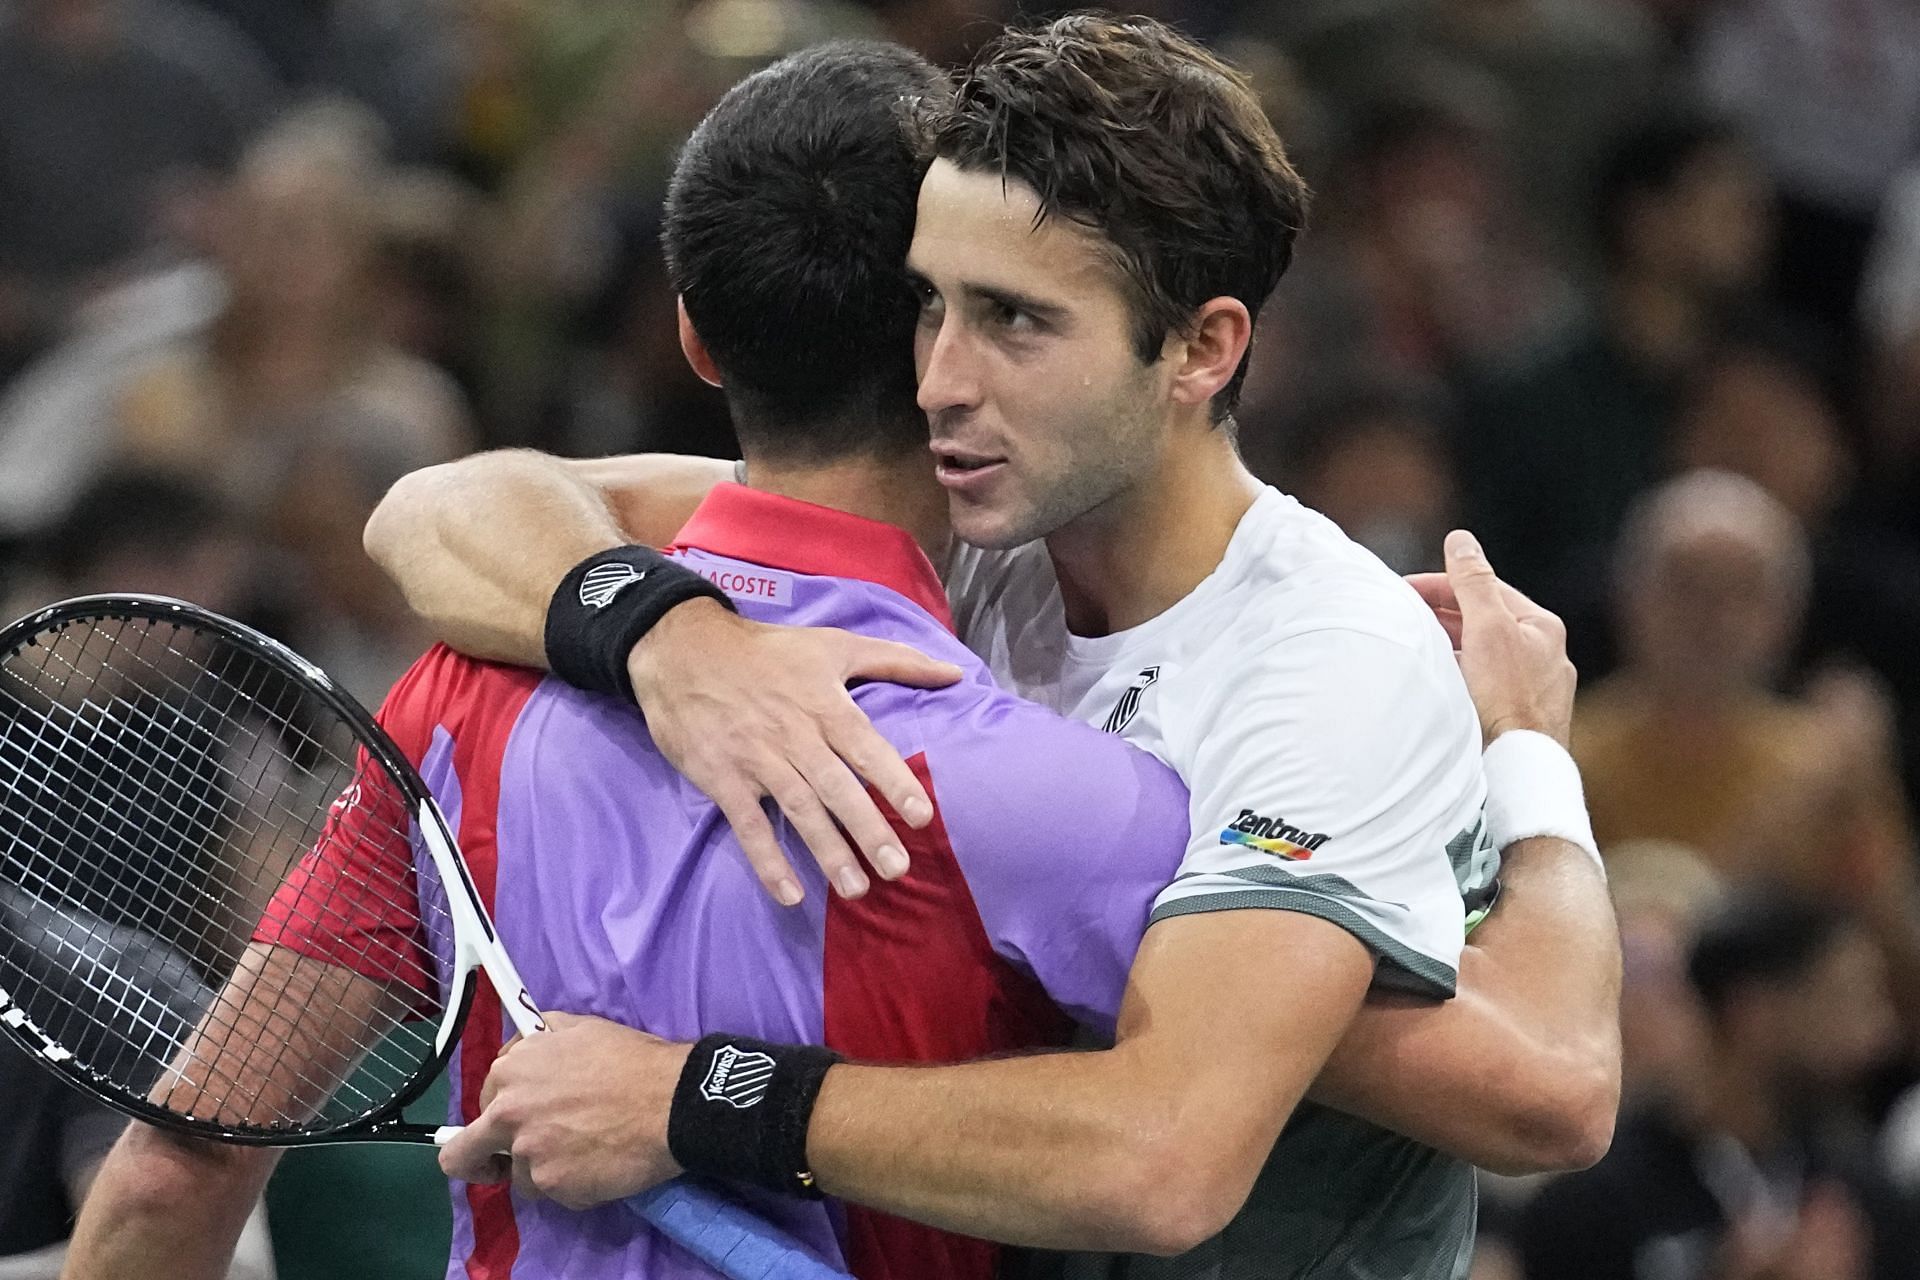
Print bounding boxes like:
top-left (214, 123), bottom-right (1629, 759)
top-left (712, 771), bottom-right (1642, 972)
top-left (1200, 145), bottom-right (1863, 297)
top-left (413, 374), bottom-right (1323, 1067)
top-left (823, 689), bottom-right (931, 825)
top-left (708, 788), bottom-right (806, 906)
top-left (840, 636), bottom-right (964, 691)
top-left (1442, 530), bottom-right (1513, 622)
top-left (791, 736), bottom-right (912, 881)
top-left (439, 1111), bottom-right (513, 1184)
top-left (1403, 572), bottom-right (1458, 613)
top-left (760, 760), bottom-right (870, 899)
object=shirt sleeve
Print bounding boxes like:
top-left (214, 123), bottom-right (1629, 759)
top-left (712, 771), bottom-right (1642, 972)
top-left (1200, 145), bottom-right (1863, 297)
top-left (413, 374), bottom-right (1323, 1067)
top-left (924, 688), bottom-right (1192, 1038)
top-left (1150, 627), bottom-right (1483, 998)
top-left (249, 654), bottom-right (455, 1007)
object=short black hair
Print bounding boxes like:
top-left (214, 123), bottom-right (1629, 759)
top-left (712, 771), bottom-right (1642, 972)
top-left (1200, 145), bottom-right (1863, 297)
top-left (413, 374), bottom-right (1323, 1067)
top-left (1595, 105), bottom-right (1744, 268)
top-left (663, 41), bottom-right (948, 461)
top-left (1688, 889), bottom-right (1852, 1021)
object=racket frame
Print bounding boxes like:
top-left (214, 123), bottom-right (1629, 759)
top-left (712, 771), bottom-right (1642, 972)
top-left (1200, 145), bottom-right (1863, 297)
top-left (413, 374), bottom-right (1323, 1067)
top-left (0, 594), bottom-right (854, 1279)
top-left (0, 594), bottom-right (522, 1147)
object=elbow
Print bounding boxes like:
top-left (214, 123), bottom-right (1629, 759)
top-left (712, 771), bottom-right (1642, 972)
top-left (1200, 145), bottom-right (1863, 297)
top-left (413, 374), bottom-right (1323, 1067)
top-left (1096, 1134), bottom-right (1256, 1257)
top-left (1486, 1054), bottom-right (1620, 1176)
top-left (96, 1122), bottom-right (274, 1214)
top-left (1554, 1061), bottom-right (1621, 1172)
top-left (364, 459), bottom-right (451, 575)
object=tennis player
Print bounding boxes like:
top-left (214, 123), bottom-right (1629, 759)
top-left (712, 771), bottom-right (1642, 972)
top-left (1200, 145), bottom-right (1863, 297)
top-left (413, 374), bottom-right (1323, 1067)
top-left (62, 43), bottom-right (1186, 1280)
top-left (381, 17), bottom-right (1620, 1279)
top-left (60, 38), bottom-right (1594, 1280)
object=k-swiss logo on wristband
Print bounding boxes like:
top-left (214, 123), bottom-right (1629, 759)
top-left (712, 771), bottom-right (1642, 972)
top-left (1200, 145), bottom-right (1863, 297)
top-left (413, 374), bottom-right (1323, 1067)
top-left (699, 1043), bottom-right (776, 1109)
top-left (579, 561), bottom-right (649, 609)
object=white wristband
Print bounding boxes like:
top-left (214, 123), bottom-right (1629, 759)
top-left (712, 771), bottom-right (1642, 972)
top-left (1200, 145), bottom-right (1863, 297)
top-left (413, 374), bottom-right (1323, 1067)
top-left (1482, 729), bottom-right (1603, 875)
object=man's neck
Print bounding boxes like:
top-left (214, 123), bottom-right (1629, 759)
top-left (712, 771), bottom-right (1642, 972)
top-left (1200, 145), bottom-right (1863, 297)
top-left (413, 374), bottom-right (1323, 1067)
top-left (1045, 416), bottom-right (1262, 637)
top-left (744, 450), bottom-right (951, 563)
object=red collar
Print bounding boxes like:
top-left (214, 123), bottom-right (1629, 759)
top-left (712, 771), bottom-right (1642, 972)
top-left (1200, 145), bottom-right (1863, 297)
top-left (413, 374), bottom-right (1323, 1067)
top-left (669, 483), bottom-right (954, 631)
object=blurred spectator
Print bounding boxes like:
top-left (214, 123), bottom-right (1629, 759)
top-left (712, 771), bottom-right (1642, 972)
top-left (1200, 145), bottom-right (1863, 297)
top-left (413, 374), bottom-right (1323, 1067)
top-left (1607, 840), bottom-right (1725, 1114)
top-left (1254, 0), bottom-right (1670, 267)
top-left (1517, 890), bottom-right (1918, 1280)
top-left (1241, 377), bottom-right (1458, 574)
top-left (1, 469), bottom-right (258, 624)
top-left (1696, 0), bottom-right (1920, 347)
top-left (98, 103), bottom-right (470, 700)
top-left (1577, 471), bottom-right (1920, 1039)
top-left (1260, 71), bottom-right (1570, 406)
top-left (1858, 165), bottom-right (1920, 541)
top-left (1673, 326), bottom-right (1851, 531)
top-left (0, 262), bottom-right (224, 551)
top-left (0, 0), bottom-right (277, 376)
top-left (179, 0), bottom-right (464, 164)
top-left (1674, 329), bottom-right (1920, 813)
top-left (1458, 108), bottom-right (1774, 655)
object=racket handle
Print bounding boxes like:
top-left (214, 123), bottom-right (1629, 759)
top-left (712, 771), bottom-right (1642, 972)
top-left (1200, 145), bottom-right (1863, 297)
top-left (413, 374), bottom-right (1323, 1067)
top-left (627, 1180), bottom-right (850, 1279)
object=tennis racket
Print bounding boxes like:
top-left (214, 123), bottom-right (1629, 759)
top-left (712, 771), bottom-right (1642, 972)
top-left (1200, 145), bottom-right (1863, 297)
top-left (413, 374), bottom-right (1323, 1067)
top-left (0, 594), bottom-right (847, 1280)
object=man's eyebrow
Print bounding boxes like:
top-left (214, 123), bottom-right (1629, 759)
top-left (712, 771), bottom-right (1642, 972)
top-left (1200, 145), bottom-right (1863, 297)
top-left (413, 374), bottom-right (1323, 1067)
top-left (961, 282), bottom-right (1068, 322)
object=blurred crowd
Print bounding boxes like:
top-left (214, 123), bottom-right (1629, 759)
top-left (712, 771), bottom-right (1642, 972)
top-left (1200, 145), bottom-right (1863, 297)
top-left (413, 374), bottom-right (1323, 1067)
top-left (2, 0), bottom-right (1919, 1277)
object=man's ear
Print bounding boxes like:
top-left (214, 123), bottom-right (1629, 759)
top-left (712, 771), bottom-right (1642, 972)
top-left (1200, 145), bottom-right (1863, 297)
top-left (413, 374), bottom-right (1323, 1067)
top-left (678, 297), bottom-right (723, 388)
top-left (1164, 296), bottom-right (1253, 412)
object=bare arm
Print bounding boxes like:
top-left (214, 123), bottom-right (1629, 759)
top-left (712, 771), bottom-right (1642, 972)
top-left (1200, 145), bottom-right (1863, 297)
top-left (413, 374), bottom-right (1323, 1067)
top-left (1309, 834), bottom-right (1621, 1173)
top-left (63, 947), bottom-right (403, 1280)
top-left (363, 449), bottom-right (733, 665)
top-left (60, 1128), bottom-right (279, 1280)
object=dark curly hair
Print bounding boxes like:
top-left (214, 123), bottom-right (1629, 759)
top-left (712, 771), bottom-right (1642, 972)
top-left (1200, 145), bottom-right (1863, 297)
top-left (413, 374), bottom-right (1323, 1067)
top-left (920, 13), bottom-right (1311, 420)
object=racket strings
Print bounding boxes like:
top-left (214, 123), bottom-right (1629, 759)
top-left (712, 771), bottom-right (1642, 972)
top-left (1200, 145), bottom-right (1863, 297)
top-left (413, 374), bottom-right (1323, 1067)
top-left (0, 611), bottom-right (454, 1136)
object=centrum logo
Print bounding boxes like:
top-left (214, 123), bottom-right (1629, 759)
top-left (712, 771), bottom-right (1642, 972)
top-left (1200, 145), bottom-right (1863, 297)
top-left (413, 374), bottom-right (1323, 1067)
top-left (1219, 809), bottom-right (1330, 861)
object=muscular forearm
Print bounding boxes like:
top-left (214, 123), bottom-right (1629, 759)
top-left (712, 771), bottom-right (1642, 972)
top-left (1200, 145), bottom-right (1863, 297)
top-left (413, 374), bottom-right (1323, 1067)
top-left (363, 450), bottom-right (730, 665)
top-left (1308, 837), bottom-right (1621, 1173)
top-left (808, 1039), bottom-right (1281, 1256)
top-left (806, 912), bottom-right (1369, 1256)
top-left (62, 1125), bottom-right (278, 1280)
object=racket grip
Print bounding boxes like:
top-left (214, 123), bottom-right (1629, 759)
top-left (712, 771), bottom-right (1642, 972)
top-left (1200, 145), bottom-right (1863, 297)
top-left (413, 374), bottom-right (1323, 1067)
top-left (628, 1179), bottom-right (850, 1280)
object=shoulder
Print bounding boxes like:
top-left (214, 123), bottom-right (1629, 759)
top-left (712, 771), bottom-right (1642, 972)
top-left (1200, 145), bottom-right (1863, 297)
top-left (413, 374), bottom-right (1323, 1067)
top-left (1205, 492), bottom-right (1458, 690)
top-left (907, 670), bottom-right (1187, 827)
top-left (377, 644), bottom-right (545, 758)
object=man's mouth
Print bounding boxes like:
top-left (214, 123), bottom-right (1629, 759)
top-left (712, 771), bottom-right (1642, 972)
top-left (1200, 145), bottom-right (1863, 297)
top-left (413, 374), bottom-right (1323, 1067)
top-left (932, 445), bottom-right (1006, 473)
top-left (933, 449), bottom-right (1008, 490)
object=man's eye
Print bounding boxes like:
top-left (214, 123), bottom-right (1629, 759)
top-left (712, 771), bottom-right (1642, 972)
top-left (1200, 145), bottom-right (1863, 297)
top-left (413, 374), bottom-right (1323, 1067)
top-left (989, 300), bottom-right (1034, 332)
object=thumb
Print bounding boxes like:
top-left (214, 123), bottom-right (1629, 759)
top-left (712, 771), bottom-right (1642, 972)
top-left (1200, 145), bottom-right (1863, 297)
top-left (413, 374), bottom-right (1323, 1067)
top-left (440, 1111), bottom-right (514, 1183)
top-left (841, 636), bottom-right (964, 688)
top-left (1443, 530), bottom-right (1511, 622)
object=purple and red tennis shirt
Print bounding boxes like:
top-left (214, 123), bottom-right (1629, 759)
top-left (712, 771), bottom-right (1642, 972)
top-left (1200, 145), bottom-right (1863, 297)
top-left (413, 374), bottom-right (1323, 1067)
top-left (258, 484), bottom-right (1193, 1280)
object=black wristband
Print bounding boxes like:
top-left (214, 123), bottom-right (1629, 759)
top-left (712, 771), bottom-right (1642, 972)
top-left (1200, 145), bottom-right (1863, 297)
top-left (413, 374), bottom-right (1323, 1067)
top-left (544, 546), bottom-right (736, 700)
top-left (667, 1034), bottom-right (841, 1199)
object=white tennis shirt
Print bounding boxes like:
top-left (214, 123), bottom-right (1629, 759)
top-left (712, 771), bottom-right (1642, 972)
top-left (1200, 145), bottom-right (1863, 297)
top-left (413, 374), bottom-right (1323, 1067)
top-left (946, 485), bottom-right (1496, 995)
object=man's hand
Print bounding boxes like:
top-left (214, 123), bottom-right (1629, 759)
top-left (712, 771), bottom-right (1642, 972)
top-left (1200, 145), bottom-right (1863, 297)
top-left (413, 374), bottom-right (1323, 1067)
top-left (438, 1013), bottom-right (690, 1211)
top-left (628, 600), bottom-right (963, 905)
top-left (1406, 530), bottom-right (1576, 748)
